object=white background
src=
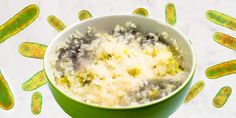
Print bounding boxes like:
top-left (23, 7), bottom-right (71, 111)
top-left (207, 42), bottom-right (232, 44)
top-left (0, 0), bottom-right (236, 118)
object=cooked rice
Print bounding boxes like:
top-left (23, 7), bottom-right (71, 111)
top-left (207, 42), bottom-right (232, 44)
top-left (50, 22), bottom-right (188, 107)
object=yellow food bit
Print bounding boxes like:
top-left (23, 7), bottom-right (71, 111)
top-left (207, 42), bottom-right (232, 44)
top-left (153, 61), bottom-right (167, 76)
top-left (105, 63), bottom-right (115, 70)
top-left (156, 70), bottom-right (167, 76)
top-left (154, 57), bottom-right (181, 76)
top-left (111, 53), bottom-right (122, 60)
top-left (56, 76), bottom-right (70, 87)
top-left (75, 72), bottom-right (85, 83)
top-left (99, 77), bottom-right (105, 80)
top-left (123, 49), bottom-right (130, 55)
top-left (167, 58), bottom-right (181, 75)
top-left (87, 72), bottom-right (95, 81)
top-left (143, 48), bottom-right (159, 57)
top-left (148, 89), bottom-right (160, 99)
top-left (98, 51), bottom-right (111, 61)
top-left (143, 50), bottom-right (149, 55)
top-left (76, 71), bottom-right (95, 85)
top-left (127, 67), bottom-right (141, 77)
top-left (112, 73), bottom-right (121, 79)
top-left (151, 49), bottom-right (159, 57)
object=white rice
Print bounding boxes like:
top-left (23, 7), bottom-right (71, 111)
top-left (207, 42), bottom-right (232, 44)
top-left (50, 22), bottom-right (188, 107)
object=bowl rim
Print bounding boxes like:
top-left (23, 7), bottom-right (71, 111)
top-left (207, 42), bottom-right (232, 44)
top-left (43, 15), bottom-right (196, 110)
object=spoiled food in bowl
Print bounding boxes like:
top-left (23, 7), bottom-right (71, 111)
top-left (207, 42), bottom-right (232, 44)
top-left (49, 21), bottom-right (189, 107)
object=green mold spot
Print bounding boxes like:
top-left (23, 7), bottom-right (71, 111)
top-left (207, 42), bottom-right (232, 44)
top-left (206, 10), bottom-right (236, 31)
top-left (31, 91), bottom-right (42, 115)
top-left (132, 8), bottom-right (149, 17)
top-left (18, 42), bottom-right (47, 59)
top-left (0, 71), bottom-right (14, 110)
top-left (165, 3), bottom-right (176, 25)
top-left (78, 10), bottom-right (93, 21)
top-left (0, 4), bottom-right (39, 44)
top-left (184, 80), bottom-right (205, 103)
top-left (213, 32), bottom-right (236, 50)
top-left (206, 60), bottom-right (236, 79)
top-left (22, 70), bottom-right (47, 91)
top-left (213, 86), bottom-right (232, 108)
top-left (47, 15), bottom-right (66, 32)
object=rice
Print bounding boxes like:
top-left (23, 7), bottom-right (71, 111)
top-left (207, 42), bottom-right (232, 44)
top-left (50, 22), bottom-right (188, 107)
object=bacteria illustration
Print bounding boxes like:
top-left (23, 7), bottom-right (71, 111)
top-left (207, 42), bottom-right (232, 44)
top-left (78, 10), bottom-right (93, 21)
top-left (19, 42), bottom-right (47, 59)
top-left (0, 71), bottom-right (14, 110)
top-left (0, 4), bottom-right (39, 44)
top-left (132, 7), bottom-right (149, 17)
top-left (206, 60), bottom-right (236, 79)
top-left (212, 86), bottom-right (232, 108)
top-left (184, 80), bottom-right (205, 103)
top-left (213, 32), bottom-right (236, 51)
top-left (22, 70), bottom-right (47, 91)
top-left (165, 3), bottom-right (176, 25)
top-left (206, 10), bottom-right (236, 31)
top-left (31, 92), bottom-right (42, 115)
top-left (47, 15), bottom-right (66, 32)
top-left (1, 1), bottom-right (235, 116)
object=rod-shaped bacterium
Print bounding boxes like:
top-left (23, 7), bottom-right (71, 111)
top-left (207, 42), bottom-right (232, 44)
top-left (22, 70), bottom-right (47, 91)
top-left (206, 10), bottom-right (236, 31)
top-left (31, 92), bottom-right (42, 115)
top-left (0, 71), bottom-right (14, 110)
top-left (47, 15), bottom-right (66, 32)
top-left (212, 86), bottom-right (232, 108)
top-left (206, 60), bottom-right (236, 79)
top-left (0, 4), bottom-right (39, 44)
top-left (19, 42), bottom-right (47, 59)
top-left (184, 80), bottom-right (205, 103)
top-left (78, 10), bottom-right (93, 21)
top-left (132, 8), bottom-right (149, 17)
top-left (165, 3), bottom-right (177, 25)
top-left (213, 32), bottom-right (236, 50)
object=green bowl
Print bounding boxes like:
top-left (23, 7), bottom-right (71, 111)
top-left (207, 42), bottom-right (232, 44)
top-left (44, 15), bottom-right (196, 118)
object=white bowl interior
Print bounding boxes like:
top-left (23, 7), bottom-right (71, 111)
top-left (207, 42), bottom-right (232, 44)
top-left (44, 15), bottom-right (195, 107)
